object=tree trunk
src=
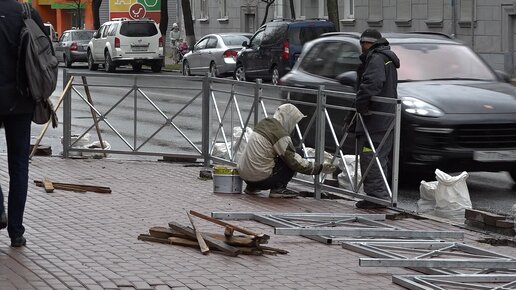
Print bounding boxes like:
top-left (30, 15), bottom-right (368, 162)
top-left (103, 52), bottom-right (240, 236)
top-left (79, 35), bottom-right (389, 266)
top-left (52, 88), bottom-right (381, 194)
top-left (181, 0), bottom-right (195, 48)
top-left (289, 0), bottom-right (295, 19)
top-left (260, 0), bottom-right (275, 26)
top-left (160, 0), bottom-right (168, 56)
top-left (327, 0), bottom-right (339, 31)
top-left (92, 0), bottom-right (101, 30)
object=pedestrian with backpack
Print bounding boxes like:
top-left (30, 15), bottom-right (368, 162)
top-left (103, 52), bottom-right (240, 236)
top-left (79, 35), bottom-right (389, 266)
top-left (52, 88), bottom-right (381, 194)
top-left (0, 0), bottom-right (48, 247)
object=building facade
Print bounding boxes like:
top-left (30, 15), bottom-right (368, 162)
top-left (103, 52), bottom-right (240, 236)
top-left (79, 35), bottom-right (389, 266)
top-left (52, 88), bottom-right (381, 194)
top-left (182, 0), bottom-right (516, 76)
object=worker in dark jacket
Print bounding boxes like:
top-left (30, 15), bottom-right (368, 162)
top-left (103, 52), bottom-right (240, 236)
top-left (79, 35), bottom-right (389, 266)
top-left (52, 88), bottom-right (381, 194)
top-left (0, 0), bottom-right (46, 247)
top-left (354, 29), bottom-right (400, 209)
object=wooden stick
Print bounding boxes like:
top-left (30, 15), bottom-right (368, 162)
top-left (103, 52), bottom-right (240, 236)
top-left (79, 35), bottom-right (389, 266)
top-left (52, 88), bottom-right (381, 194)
top-left (149, 226), bottom-right (257, 247)
top-left (82, 76), bottom-right (106, 158)
top-left (168, 222), bottom-right (239, 256)
top-left (42, 178), bottom-right (54, 193)
top-left (257, 245), bottom-right (289, 255)
top-left (137, 234), bottom-right (170, 244)
top-left (30, 77), bottom-right (75, 159)
top-left (186, 211), bottom-right (210, 255)
top-left (189, 210), bottom-right (270, 243)
top-left (34, 180), bottom-right (111, 193)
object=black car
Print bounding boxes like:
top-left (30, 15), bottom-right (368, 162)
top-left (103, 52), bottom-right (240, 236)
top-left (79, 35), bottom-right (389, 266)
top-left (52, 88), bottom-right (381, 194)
top-left (280, 32), bottom-right (516, 182)
top-left (234, 19), bottom-right (335, 85)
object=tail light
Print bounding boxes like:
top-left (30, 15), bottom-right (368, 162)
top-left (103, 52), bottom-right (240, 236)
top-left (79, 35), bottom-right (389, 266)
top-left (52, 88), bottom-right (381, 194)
top-left (69, 42), bottom-right (78, 51)
top-left (159, 36), bottom-right (163, 47)
top-left (223, 49), bottom-right (238, 60)
top-left (281, 40), bottom-right (289, 61)
top-left (114, 37), bottom-right (120, 48)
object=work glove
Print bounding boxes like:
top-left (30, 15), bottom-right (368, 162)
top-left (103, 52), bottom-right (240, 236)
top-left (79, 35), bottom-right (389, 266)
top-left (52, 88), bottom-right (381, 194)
top-left (321, 163), bottom-right (337, 174)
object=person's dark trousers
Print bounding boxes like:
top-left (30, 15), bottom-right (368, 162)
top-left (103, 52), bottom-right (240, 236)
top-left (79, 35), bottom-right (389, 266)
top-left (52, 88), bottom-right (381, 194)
top-left (245, 157), bottom-right (296, 191)
top-left (357, 131), bottom-right (393, 200)
top-left (0, 114), bottom-right (32, 240)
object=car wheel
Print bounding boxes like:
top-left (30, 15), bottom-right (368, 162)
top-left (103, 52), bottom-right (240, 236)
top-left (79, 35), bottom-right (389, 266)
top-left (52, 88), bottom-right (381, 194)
top-left (87, 51), bottom-right (98, 71)
top-left (271, 66), bottom-right (279, 85)
top-left (209, 62), bottom-right (218, 78)
top-left (182, 60), bottom-right (191, 76)
top-left (64, 54), bottom-right (72, 68)
top-left (234, 64), bottom-right (245, 81)
top-left (132, 63), bottom-right (142, 72)
top-left (151, 62), bottom-right (162, 73)
top-left (104, 51), bottom-right (115, 73)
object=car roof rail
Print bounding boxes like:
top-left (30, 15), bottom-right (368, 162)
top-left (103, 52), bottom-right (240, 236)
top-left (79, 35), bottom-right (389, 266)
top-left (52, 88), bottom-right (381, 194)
top-left (405, 31), bottom-right (453, 39)
top-left (271, 18), bottom-right (293, 22)
top-left (320, 32), bottom-right (361, 39)
top-left (111, 17), bottom-right (130, 21)
top-left (303, 18), bottom-right (331, 21)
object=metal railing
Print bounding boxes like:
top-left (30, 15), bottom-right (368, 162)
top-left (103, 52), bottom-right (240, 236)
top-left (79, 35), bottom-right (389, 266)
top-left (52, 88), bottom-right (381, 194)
top-left (61, 70), bottom-right (401, 206)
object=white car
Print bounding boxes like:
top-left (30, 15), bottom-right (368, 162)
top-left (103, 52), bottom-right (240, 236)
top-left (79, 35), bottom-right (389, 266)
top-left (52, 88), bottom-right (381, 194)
top-left (87, 18), bottom-right (164, 72)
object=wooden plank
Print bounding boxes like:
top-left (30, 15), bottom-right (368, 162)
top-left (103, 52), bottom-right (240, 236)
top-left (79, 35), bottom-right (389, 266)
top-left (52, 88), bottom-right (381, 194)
top-left (186, 212), bottom-right (210, 255)
top-left (189, 210), bottom-right (270, 243)
top-left (257, 245), bottom-right (289, 255)
top-left (169, 237), bottom-right (200, 248)
top-left (168, 222), bottom-right (240, 256)
top-left (224, 226), bottom-right (234, 238)
top-left (34, 180), bottom-right (111, 193)
top-left (42, 178), bottom-right (54, 193)
top-left (137, 234), bottom-right (170, 244)
top-left (150, 226), bottom-right (257, 247)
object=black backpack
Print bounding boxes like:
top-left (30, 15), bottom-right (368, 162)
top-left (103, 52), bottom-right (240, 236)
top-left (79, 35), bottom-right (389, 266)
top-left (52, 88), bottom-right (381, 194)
top-left (18, 3), bottom-right (58, 127)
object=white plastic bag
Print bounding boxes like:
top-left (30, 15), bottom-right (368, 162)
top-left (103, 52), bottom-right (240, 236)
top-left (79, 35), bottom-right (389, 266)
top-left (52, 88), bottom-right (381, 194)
top-left (417, 180), bottom-right (438, 214)
top-left (296, 147), bottom-right (338, 182)
top-left (82, 141), bottom-right (111, 158)
top-left (434, 169), bottom-right (472, 221)
top-left (211, 127), bottom-right (253, 162)
top-left (337, 155), bottom-right (362, 191)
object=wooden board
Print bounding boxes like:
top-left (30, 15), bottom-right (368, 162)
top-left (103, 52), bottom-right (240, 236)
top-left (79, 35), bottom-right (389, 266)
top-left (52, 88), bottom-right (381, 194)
top-left (168, 222), bottom-right (240, 256)
top-left (150, 226), bottom-right (257, 247)
top-left (186, 212), bottom-right (210, 255)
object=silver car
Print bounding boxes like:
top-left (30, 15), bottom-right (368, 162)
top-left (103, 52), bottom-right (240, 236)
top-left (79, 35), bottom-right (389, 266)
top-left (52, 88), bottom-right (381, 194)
top-left (55, 29), bottom-right (96, 68)
top-left (182, 33), bottom-right (252, 77)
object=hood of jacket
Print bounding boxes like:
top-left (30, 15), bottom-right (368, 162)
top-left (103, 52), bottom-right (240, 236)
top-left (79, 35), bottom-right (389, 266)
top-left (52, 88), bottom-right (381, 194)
top-left (361, 38), bottom-right (401, 69)
top-left (273, 104), bottom-right (305, 134)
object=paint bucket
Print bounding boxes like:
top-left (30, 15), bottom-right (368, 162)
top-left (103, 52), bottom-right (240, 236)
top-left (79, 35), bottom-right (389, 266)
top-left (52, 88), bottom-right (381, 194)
top-left (213, 166), bottom-right (242, 194)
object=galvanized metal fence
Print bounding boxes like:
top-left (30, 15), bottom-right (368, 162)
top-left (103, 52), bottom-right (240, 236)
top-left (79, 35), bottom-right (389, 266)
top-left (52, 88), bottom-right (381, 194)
top-left (61, 70), bottom-right (401, 206)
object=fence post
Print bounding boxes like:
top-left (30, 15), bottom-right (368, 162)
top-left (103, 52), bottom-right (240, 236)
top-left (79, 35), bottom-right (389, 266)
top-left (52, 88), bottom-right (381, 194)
top-left (202, 75), bottom-right (211, 167)
top-left (314, 85), bottom-right (326, 200)
top-left (62, 69), bottom-right (71, 159)
top-left (254, 79), bottom-right (262, 125)
top-left (391, 99), bottom-right (402, 207)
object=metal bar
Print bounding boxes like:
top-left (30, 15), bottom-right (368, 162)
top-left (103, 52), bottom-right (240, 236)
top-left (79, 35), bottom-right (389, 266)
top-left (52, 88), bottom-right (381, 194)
top-left (62, 69), bottom-right (71, 158)
top-left (391, 99), bottom-right (402, 206)
top-left (275, 228), bottom-right (464, 239)
top-left (360, 258), bottom-right (516, 268)
top-left (211, 212), bottom-right (386, 220)
top-left (314, 85), bottom-right (326, 200)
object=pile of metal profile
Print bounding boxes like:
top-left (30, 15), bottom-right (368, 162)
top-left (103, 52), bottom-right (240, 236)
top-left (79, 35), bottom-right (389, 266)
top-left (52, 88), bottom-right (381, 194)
top-left (392, 274), bottom-right (516, 290)
top-left (211, 212), bottom-right (464, 244)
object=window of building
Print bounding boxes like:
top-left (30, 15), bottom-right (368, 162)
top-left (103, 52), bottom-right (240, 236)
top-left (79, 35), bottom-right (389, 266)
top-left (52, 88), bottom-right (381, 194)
top-left (342, 0), bottom-right (354, 19)
top-left (200, 0), bottom-right (208, 19)
top-left (219, 0), bottom-right (228, 20)
top-left (367, 0), bottom-right (383, 26)
top-left (190, 0), bottom-right (196, 20)
top-left (426, 0), bottom-right (443, 28)
top-left (459, 0), bottom-right (476, 28)
top-left (395, 0), bottom-right (411, 26)
top-left (318, 1), bottom-right (328, 19)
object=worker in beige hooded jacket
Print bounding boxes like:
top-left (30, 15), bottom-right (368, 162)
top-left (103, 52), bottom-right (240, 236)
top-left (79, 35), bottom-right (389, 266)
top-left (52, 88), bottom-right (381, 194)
top-left (237, 104), bottom-right (335, 198)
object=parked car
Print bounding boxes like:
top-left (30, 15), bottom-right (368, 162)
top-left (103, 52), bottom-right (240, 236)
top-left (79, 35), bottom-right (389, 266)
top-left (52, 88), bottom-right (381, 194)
top-left (87, 18), bottom-right (164, 73)
top-left (280, 32), bottom-right (516, 182)
top-left (43, 22), bottom-right (58, 42)
top-left (234, 19), bottom-right (335, 85)
top-left (182, 33), bottom-right (252, 77)
top-left (55, 29), bottom-right (96, 68)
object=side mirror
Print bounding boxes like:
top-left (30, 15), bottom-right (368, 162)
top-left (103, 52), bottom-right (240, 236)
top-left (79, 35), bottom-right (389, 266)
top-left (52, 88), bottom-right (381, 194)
top-left (495, 70), bottom-right (511, 83)
top-left (241, 41), bottom-right (248, 48)
top-left (93, 32), bottom-right (99, 39)
top-left (189, 45), bottom-right (195, 51)
top-left (336, 71), bottom-right (357, 88)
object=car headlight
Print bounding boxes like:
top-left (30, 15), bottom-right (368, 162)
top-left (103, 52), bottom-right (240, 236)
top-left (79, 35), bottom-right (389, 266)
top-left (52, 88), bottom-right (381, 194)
top-left (402, 97), bottom-right (444, 117)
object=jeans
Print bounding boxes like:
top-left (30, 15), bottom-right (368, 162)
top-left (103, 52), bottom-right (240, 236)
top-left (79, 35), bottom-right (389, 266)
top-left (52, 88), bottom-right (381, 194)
top-left (0, 113), bottom-right (32, 239)
top-left (244, 157), bottom-right (296, 191)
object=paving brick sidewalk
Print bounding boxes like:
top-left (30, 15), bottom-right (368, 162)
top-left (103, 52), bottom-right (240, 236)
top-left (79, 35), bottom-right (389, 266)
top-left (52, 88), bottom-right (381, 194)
top-left (0, 155), bottom-right (514, 290)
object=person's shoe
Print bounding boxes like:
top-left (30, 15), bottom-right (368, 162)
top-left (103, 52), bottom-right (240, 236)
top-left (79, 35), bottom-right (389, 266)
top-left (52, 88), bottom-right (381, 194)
top-left (10, 236), bottom-right (26, 248)
top-left (355, 200), bottom-right (387, 209)
top-left (244, 187), bottom-right (260, 195)
top-left (269, 188), bottom-right (299, 198)
top-left (0, 211), bottom-right (6, 230)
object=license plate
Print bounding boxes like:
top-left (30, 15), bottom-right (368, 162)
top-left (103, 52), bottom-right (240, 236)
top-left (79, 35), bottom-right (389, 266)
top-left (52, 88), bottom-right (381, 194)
top-left (473, 150), bottom-right (516, 162)
top-left (132, 46), bottom-right (148, 52)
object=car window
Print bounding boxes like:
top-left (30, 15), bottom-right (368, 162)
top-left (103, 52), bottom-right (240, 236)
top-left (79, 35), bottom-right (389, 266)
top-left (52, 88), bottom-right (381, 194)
top-left (107, 24), bottom-right (118, 36)
top-left (300, 41), bottom-right (361, 79)
top-left (289, 26), bottom-right (335, 46)
top-left (60, 32), bottom-right (69, 42)
top-left (392, 43), bottom-right (497, 81)
top-left (249, 30), bottom-right (264, 48)
top-left (206, 37), bottom-right (218, 49)
top-left (72, 30), bottom-right (95, 41)
top-left (222, 35), bottom-right (251, 46)
top-left (262, 24), bottom-right (288, 46)
top-left (102, 25), bottom-right (110, 37)
top-left (195, 38), bottom-right (209, 50)
top-left (119, 22), bottom-right (158, 37)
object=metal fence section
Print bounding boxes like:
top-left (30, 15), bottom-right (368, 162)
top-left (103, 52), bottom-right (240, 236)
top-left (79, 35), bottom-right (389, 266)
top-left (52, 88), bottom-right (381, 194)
top-left (61, 71), bottom-right (401, 205)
